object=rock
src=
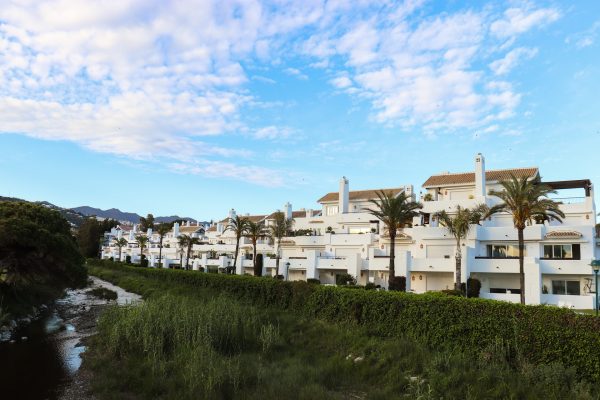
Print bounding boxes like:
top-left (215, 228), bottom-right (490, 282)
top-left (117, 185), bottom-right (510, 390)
top-left (19, 317), bottom-right (31, 325)
top-left (9, 339), bottom-right (16, 344)
top-left (345, 353), bottom-right (354, 360)
top-left (21, 336), bottom-right (27, 341)
top-left (8, 320), bottom-right (17, 329)
top-left (353, 356), bottom-right (364, 363)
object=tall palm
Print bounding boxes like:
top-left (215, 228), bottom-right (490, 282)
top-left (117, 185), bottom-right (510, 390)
top-left (113, 237), bottom-right (128, 261)
top-left (177, 235), bottom-right (188, 269)
top-left (268, 211), bottom-right (294, 277)
top-left (486, 175), bottom-right (565, 304)
top-left (245, 220), bottom-right (267, 276)
top-left (156, 222), bottom-right (172, 268)
top-left (185, 235), bottom-right (201, 270)
top-left (435, 204), bottom-right (488, 291)
top-left (225, 216), bottom-right (249, 274)
top-left (365, 191), bottom-right (422, 290)
top-left (135, 234), bottom-right (149, 265)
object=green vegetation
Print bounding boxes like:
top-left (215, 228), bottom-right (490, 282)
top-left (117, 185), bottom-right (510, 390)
top-left (77, 217), bottom-right (118, 258)
top-left (87, 261), bottom-right (599, 399)
top-left (486, 175), bottom-right (565, 304)
top-left (88, 287), bottom-right (118, 301)
top-left (0, 201), bottom-right (87, 318)
top-left (365, 191), bottom-right (422, 289)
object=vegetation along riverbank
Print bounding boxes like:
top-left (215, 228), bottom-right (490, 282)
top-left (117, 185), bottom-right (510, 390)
top-left (85, 259), bottom-right (600, 399)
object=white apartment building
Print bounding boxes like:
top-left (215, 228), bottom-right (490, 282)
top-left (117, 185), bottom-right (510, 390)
top-left (101, 154), bottom-right (599, 308)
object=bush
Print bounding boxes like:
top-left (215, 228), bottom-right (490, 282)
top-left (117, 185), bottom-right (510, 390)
top-left (460, 277), bottom-right (481, 298)
top-left (87, 259), bottom-right (600, 381)
top-left (441, 289), bottom-right (463, 297)
top-left (365, 282), bottom-right (377, 290)
top-left (307, 278), bottom-right (320, 285)
top-left (388, 276), bottom-right (406, 291)
top-left (335, 273), bottom-right (356, 286)
top-left (125, 255), bottom-right (131, 264)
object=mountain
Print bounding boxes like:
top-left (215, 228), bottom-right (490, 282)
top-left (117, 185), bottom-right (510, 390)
top-left (71, 206), bottom-right (197, 224)
top-left (0, 196), bottom-right (86, 227)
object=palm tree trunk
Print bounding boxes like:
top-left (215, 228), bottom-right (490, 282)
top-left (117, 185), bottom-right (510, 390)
top-left (253, 240), bottom-right (259, 276)
top-left (118, 247), bottom-right (122, 261)
top-left (158, 238), bottom-right (163, 268)
top-left (518, 227), bottom-right (525, 304)
top-left (275, 238), bottom-right (281, 277)
top-left (186, 246), bottom-right (191, 270)
top-left (389, 230), bottom-right (396, 285)
top-left (233, 236), bottom-right (240, 271)
top-left (455, 239), bottom-right (462, 291)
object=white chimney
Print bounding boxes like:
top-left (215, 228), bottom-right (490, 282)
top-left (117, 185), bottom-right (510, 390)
top-left (147, 228), bottom-right (153, 237)
top-left (306, 208), bottom-right (313, 218)
top-left (284, 202), bottom-right (292, 220)
top-left (339, 177), bottom-right (349, 214)
top-left (173, 222), bottom-right (180, 237)
top-left (228, 208), bottom-right (236, 220)
top-left (475, 153), bottom-right (486, 198)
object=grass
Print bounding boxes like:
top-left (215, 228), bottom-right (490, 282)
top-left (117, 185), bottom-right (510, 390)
top-left (87, 287), bottom-right (118, 301)
top-left (86, 265), bottom-right (600, 400)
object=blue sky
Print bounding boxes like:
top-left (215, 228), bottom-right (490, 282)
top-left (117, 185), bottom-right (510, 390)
top-left (0, 1), bottom-right (598, 220)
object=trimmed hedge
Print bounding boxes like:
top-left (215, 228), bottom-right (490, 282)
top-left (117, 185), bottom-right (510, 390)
top-left (87, 259), bottom-right (600, 380)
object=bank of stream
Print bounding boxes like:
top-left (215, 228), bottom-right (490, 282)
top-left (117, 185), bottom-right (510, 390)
top-left (0, 277), bottom-right (141, 400)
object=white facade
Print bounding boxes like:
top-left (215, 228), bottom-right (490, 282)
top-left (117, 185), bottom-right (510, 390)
top-left (101, 154), bottom-right (599, 309)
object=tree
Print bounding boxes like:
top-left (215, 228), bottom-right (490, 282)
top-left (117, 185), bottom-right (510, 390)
top-left (177, 235), bottom-right (188, 269)
top-left (139, 213), bottom-right (155, 232)
top-left (245, 220), bottom-right (267, 276)
top-left (365, 191), bottom-right (422, 290)
top-left (113, 237), bottom-right (129, 261)
top-left (77, 217), bottom-right (118, 258)
top-left (486, 175), bottom-right (565, 304)
top-left (268, 211), bottom-right (294, 277)
top-left (135, 234), bottom-right (149, 266)
top-left (183, 234), bottom-right (200, 270)
top-left (0, 201), bottom-right (86, 288)
top-left (225, 216), bottom-right (249, 274)
top-left (434, 205), bottom-right (488, 291)
top-left (156, 222), bottom-right (173, 268)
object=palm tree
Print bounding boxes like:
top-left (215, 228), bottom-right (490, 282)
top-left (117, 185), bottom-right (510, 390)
top-left (245, 220), bottom-right (267, 276)
top-left (135, 234), bottom-right (149, 266)
top-left (365, 191), bottom-right (422, 290)
top-left (225, 215), bottom-right (249, 274)
top-left (185, 235), bottom-right (201, 270)
top-left (177, 235), bottom-right (188, 269)
top-left (156, 222), bottom-right (172, 268)
top-left (113, 237), bottom-right (129, 261)
top-left (268, 211), bottom-right (294, 277)
top-left (486, 175), bottom-right (565, 304)
top-left (435, 204), bottom-right (488, 291)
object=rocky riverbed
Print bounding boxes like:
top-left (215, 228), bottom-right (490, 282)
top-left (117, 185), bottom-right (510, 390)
top-left (0, 276), bottom-right (141, 400)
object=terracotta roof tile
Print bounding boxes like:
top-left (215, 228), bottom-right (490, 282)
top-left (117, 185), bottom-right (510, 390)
top-left (545, 230), bottom-right (583, 239)
top-left (317, 187), bottom-right (405, 203)
top-left (207, 226), bottom-right (217, 232)
top-left (423, 167), bottom-right (538, 187)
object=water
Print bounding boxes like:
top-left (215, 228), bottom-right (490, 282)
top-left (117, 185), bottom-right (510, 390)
top-left (0, 277), bottom-right (141, 399)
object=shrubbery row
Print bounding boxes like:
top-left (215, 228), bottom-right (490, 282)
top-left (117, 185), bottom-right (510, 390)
top-left (88, 259), bottom-right (600, 380)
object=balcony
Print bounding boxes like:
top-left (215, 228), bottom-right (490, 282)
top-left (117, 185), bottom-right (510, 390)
top-left (470, 257), bottom-right (520, 273)
top-left (480, 292), bottom-right (521, 303)
top-left (411, 257), bottom-right (454, 272)
top-left (317, 256), bottom-right (348, 270)
top-left (539, 259), bottom-right (594, 275)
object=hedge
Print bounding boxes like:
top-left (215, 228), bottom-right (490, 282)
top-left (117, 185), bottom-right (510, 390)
top-left (87, 259), bottom-right (600, 380)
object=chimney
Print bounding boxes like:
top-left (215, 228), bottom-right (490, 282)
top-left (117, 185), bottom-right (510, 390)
top-left (339, 176), bottom-right (349, 214)
top-left (147, 228), bottom-right (153, 237)
top-left (228, 208), bottom-right (236, 220)
top-left (475, 153), bottom-right (486, 198)
top-left (306, 208), bottom-right (313, 218)
top-left (284, 202), bottom-right (292, 220)
top-left (173, 222), bottom-right (180, 237)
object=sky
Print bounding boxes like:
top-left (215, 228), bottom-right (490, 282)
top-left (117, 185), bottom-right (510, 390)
top-left (0, 0), bottom-right (599, 221)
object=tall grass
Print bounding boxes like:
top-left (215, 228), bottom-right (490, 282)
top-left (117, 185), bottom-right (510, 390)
top-left (86, 265), bottom-right (600, 400)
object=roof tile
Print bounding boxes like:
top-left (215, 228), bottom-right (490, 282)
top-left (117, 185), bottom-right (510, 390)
top-left (423, 167), bottom-right (538, 187)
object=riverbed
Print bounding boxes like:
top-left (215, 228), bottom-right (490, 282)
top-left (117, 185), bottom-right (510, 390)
top-left (0, 276), bottom-right (141, 400)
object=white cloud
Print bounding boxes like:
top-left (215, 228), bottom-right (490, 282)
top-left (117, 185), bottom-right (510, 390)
top-left (330, 76), bottom-right (353, 89)
top-left (490, 6), bottom-right (560, 38)
top-left (489, 47), bottom-right (538, 75)
top-left (283, 67), bottom-right (308, 80)
top-left (566, 20), bottom-right (600, 49)
top-left (253, 126), bottom-right (295, 140)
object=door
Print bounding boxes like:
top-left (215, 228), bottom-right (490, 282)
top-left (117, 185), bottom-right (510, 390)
top-left (411, 273), bottom-right (427, 293)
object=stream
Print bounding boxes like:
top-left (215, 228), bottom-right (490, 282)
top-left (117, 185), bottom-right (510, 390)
top-left (0, 277), bottom-right (141, 400)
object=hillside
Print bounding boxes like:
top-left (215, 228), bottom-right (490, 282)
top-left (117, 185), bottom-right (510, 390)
top-left (71, 206), bottom-right (197, 224)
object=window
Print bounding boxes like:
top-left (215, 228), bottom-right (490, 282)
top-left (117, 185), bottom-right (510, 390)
top-left (349, 227), bottom-right (371, 234)
top-left (326, 206), bottom-right (338, 216)
top-left (551, 280), bottom-right (580, 295)
top-left (543, 244), bottom-right (580, 260)
top-left (486, 244), bottom-right (523, 258)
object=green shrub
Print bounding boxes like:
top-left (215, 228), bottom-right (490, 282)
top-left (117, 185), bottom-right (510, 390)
top-left (441, 289), bottom-right (463, 297)
top-left (307, 278), bottom-right (320, 285)
top-left (88, 287), bottom-right (118, 301)
top-left (86, 259), bottom-right (600, 380)
top-left (125, 255), bottom-right (131, 264)
top-left (335, 273), bottom-right (356, 286)
top-left (388, 276), bottom-right (406, 291)
top-left (365, 282), bottom-right (377, 290)
top-left (460, 277), bottom-right (481, 298)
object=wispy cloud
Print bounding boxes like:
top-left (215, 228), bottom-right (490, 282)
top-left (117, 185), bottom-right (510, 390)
top-left (489, 47), bottom-right (538, 75)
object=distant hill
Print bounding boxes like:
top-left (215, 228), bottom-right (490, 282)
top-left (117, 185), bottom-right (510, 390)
top-left (71, 206), bottom-right (197, 224)
top-left (0, 196), bottom-right (86, 227)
